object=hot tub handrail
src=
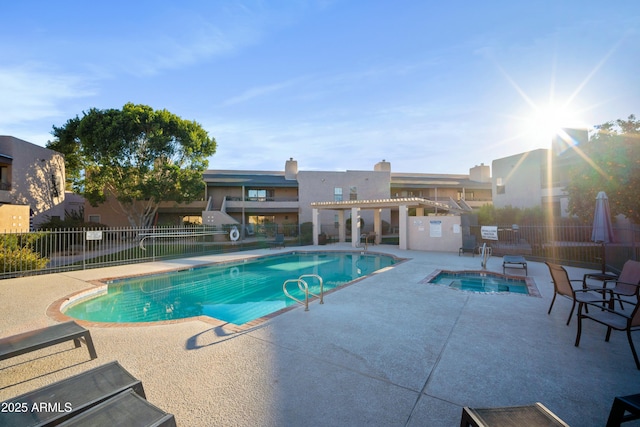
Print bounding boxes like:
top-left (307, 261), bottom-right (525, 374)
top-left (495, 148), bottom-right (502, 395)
top-left (480, 243), bottom-right (492, 269)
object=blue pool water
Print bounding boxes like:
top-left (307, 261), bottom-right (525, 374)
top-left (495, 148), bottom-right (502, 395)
top-left (429, 271), bottom-right (529, 294)
top-left (64, 252), bottom-right (397, 324)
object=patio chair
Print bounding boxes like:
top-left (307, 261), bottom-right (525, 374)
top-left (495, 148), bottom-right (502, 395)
top-left (545, 262), bottom-right (607, 325)
top-left (606, 393), bottom-right (640, 426)
top-left (459, 235), bottom-right (477, 257)
top-left (574, 283), bottom-right (640, 370)
top-left (268, 234), bottom-right (285, 249)
top-left (597, 260), bottom-right (640, 310)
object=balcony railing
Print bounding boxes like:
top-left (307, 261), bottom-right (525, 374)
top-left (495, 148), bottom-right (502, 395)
top-left (226, 196), bottom-right (299, 202)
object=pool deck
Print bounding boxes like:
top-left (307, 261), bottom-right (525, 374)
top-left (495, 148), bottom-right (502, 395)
top-left (1, 244), bottom-right (638, 426)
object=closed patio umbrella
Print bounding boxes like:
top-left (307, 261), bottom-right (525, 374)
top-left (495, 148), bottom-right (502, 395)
top-left (591, 191), bottom-right (615, 273)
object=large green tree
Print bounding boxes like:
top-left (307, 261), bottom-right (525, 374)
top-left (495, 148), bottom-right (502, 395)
top-left (565, 114), bottom-right (640, 223)
top-left (48, 103), bottom-right (216, 227)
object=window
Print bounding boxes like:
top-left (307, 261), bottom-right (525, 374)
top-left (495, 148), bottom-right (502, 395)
top-left (247, 189), bottom-right (274, 201)
top-left (349, 186), bottom-right (357, 201)
top-left (496, 178), bottom-right (505, 194)
top-left (248, 215), bottom-right (275, 225)
top-left (458, 191), bottom-right (474, 200)
top-left (334, 187), bottom-right (343, 202)
top-left (88, 215), bottom-right (101, 223)
top-left (0, 166), bottom-right (10, 190)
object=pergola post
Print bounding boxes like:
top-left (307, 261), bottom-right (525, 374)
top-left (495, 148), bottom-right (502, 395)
top-left (373, 208), bottom-right (382, 244)
top-left (338, 210), bottom-right (346, 242)
top-left (312, 208), bottom-right (319, 245)
top-left (351, 207), bottom-right (360, 248)
top-left (399, 204), bottom-right (408, 250)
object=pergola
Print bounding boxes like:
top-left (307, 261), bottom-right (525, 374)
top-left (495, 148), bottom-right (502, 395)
top-left (310, 197), bottom-right (465, 249)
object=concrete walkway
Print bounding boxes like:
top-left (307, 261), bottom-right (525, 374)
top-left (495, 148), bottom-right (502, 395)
top-left (1, 245), bottom-right (638, 426)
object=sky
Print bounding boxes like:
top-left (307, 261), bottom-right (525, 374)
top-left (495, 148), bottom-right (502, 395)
top-left (1, 1), bottom-right (639, 175)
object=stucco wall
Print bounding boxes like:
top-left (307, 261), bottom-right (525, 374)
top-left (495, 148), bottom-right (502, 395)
top-left (297, 170), bottom-right (391, 227)
top-left (0, 204), bottom-right (30, 232)
top-left (0, 136), bottom-right (66, 228)
top-left (491, 149), bottom-right (546, 209)
top-left (407, 215), bottom-right (462, 252)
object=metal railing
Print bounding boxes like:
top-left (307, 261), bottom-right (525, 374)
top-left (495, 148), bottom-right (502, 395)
top-left (283, 274), bottom-right (324, 311)
top-left (469, 223), bottom-right (639, 273)
top-left (0, 222), bottom-right (637, 279)
top-left (0, 223), bottom-right (311, 279)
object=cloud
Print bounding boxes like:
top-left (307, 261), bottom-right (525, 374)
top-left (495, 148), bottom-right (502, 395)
top-left (222, 78), bottom-right (307, 106)
top-left (0, 64), bottom-right (96, 127)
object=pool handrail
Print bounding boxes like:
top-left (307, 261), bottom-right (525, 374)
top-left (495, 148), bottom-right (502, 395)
top-left (283, 278), bottom-right (310, 311)
top-left (299, 274), bottom-right (324, 304)
top-left (283, 274), bottom-right (325, 311)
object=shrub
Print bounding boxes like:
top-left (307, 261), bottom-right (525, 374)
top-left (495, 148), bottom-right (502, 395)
top-left (0, 246), bottom-right (49, 273)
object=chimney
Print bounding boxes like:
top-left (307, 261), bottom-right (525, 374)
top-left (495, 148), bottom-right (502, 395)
top-left (469, 163), bottom-right (491, 183)
top-left (285, 157), bottom-right (298, 180)
top-left (374, 159), bottom-right (391, 172)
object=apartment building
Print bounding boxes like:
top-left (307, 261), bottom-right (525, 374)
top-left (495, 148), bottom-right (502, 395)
top-left (202, 158), bottom-right (492, 234)
top-left (491, 128), bottom-right (588, 217)
top-left (0, 136), bottom-right (66, 230)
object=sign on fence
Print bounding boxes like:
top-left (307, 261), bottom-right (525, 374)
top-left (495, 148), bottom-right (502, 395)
top-left (480, 226), bottom-right (498, 241)
top-left (86, 230), bottom-right (103, 241)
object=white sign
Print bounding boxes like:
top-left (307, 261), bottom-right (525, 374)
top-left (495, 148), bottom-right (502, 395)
top-left (481, 226), bottom-right (498, 241)
top-left (429, 220), bottom-right (442, 237)
top-left (86, 230), bottom-right (103, 241)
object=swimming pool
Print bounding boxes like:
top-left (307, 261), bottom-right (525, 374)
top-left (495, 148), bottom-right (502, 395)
top-left (63, 251), bottom-right (399, 325)
top-left (424, 270), bottom-right (538, 295)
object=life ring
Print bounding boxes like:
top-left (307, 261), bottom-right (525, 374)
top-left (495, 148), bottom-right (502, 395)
top-left (229, 267), bottom-right (240, 278)
top-left (229, 227), bottom-right (240, 241)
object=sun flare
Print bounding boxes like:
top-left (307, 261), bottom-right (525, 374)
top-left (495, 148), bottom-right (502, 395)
top-left (522, 103), bottom-right (586, 146)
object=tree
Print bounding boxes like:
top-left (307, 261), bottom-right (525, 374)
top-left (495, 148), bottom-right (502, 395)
top-left (47, 103), bottom-right (216, 227)
top-left (565, 114), bottom-right (640, 223)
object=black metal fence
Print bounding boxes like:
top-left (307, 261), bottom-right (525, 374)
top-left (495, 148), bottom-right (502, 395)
top-left (469, 223), bottom-right (639, 273)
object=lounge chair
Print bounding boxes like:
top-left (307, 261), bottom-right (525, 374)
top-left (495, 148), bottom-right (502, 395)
top-left (575, 283), bottom-right (640, 370)
top-left (57, 389), bottom-right (176, 427)
top-left (545, 262), bottom-right (606, 325)
top-left (459, 235), bottom-right (477, 257)
top-left (503, 255), bottom-right (528, 275)
top-left (0, 361), bottom-right (144, 426)
top-left (0, 321), bottom-right (97, 362)
top-left (460, 402), bottom-right (569, 426)
top-left (268, 234), bottom-right (285, 249)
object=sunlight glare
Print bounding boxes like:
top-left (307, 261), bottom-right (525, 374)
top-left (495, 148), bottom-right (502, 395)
top-left (523, 103), bottom-right (584, 147)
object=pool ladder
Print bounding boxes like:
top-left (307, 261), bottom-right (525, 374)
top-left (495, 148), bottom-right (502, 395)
top-left (283, 274), bottom-right (324, 311)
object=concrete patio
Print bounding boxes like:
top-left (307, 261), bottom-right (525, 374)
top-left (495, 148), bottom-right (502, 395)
top-left (1, 245), bottom-right (639, 426)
